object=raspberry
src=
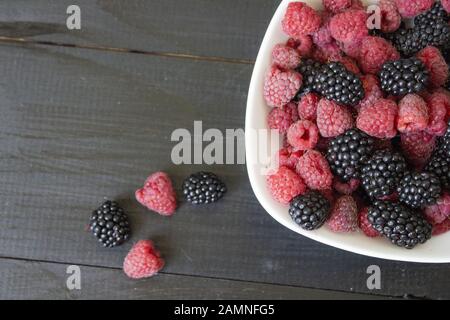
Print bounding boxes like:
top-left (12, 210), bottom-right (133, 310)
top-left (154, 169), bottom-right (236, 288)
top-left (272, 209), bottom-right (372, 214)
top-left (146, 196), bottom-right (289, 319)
top-left (333, 178), bottom-right (361, 195)
top-left (400, 131), bottom-right (436, 168)
top-left (358, 207), bottom-right (380, 237)
top-left (332, 56), bottom-right (361, 75)
top-left (425, 90), bottom-right (450, 136)
top-left (287, 35), bottom-right (314, 57)
top-left (272, 44), bottom-right (302, 69)
top-left (397, 94), bottom-right (429, 133)
top-left (312, 11), bottom-right (333, 45)
top-left (433, 219), bottom-right (450, 236)
top-left (379, 192), bottom-right (399, 202)
top-left (135, 172), bottom-right (177, 216)
top-left (267, 166), bottom-right (307, 204)
top-left (329, 10), bottom-right (369, 44)
top-left (349, 0), bottom-right (365, 10)
top-left (323, 0), bottom-right (352, 13)
top-left (394, 0), bottom-right (434, 18)
top-left (317, 99), bottom-right (354, 138)
top-left (267, 102), bottom-right (299, 134)
top-left (287, 120), bottom-right (319, 150)
top-left (282, 2), bottom-right (322, 38)
top-left (356, 99), bottom-right (398, 139)
top-left (297, 92), bottom-right (319, 121)
top-left (359, 36), bottom-right (400, 75)
top-left (416, 46), bottom-right (449, 88)
top-left (123, 240), bottom-right (165, 279)
top-left (276, 148), bottom-right (304, 170)
top-left (264, 66), bottom-right (302, 107)
top-left (379, 0), bottom-right (402, 33)
top-left (424, 192), bottom-right (450, 225)
top-left (357, 74), bottom-right (383, 109)
top-left (296, 150), bottom-right (333, 190)
top-left (313, 42), bottom-right (343, 61)
top-left (338, 39), bottom-right (362, 59)
top-left (327, 195), bottom-right (358, 232)
top-left (443, 0), bottom-right (450, 13)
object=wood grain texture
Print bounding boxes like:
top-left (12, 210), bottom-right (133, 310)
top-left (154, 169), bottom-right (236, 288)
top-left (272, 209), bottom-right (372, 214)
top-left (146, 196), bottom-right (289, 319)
top-left (0, 41), bottom-right (449, 299)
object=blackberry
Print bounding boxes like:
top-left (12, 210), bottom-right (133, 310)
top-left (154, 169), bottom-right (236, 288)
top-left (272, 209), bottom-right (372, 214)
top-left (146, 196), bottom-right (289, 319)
top-left (397, 172), bottom-right (442, 208)
top-left (368, 201), bottom-right (432, 249)
top-left (89, 200), bottom-right (131, 248)
top-left (326, 129), bottom-right (375, 182)
top-left (312, 62), bottom-right (365, 106)
top-left (289, 191), bottom-right (331, 231)
top-left (440, 123), bottom-right (450, 159)
top-left (295, 59), bottom-right (323, 99)
top-left (379, 58), bottom-right (429, 96)
top-left (414, 2), bottom-right (449, 26)
top-left (425, 149), bottom-right (450, 191)
top-left (361, 150), bottom-right (408, 199)
top-left (182, 172), bottom-right (227, 204)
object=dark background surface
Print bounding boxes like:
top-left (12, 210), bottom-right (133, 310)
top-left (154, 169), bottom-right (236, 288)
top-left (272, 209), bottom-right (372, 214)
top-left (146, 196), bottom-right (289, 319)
top-left (0, 0), bottom-right (449, 300)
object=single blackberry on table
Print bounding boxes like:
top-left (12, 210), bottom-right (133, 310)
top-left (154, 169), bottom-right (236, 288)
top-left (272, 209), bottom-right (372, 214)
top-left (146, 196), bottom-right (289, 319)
top-left (89, 200), bottom-right (130, 248)
top-left (295, 59), bottom-right (323, 99)
top-left (368, 201), bottom-right (432, 249)
top-left (361, 150), bottom-right (408, 199)
top-left (182, 172), bottom-right (227, 204)
top-left (289, 191), bottom-right (331, 231)
top-left (379, 58), bottom-right (429, 96)
top-left (312, 62), bottom-right (365, 106)
top-left (397, 172), bottom-right (442, 208)
top-left (326, 129), bottom-right (375, 182)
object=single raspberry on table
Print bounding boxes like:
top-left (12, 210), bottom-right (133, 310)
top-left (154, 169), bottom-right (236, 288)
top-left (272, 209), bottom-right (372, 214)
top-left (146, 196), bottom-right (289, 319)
top-left (397, 94), bottom-right (429, 133)
top-left (275, 148), bottom-right (304, 171)
top-left (296, 150), bottom-right (333, 191)
top-left (379, 0), bottom-right (402, 33)
top-left (416, 46), bottom-right (449, 88)
top-left (123, 240), bottom-right (165, 279)
top-left (282, 2), bottom-right (322, 38)
top-left (400, 131), bottom-right (436, 168)
top-left (316, 99), bottom-right (354, 138)
top-left (424, 192), bottom-right (450, 225)
top-left (287, 35), bottom-right (313, 57)
top-left (357, 99), bottom-right (398, 139)
top-left (333, 178), bottom-right (361, 195)
top-left (329, 10), bottom-right (369, 44)
top-left (136, 172), bottom-right (177, 216)
top-left (323, 0), bottom-right (352, 13)
top-left (358, 207), bottom-right (380, 237)
top-left (425, 90), bottom-right (450, 136)
top-left (298, 92), bottom-right (319, 121)
top-left (267, 166), bottom-right (307, 204)
top-left (263, 66), bottom-right (302, 107)
top-left (357, 74), bottom-right (383, 110)
top-left (394, 0), bottom-right (434, 18)
top-left (327, 195), bottom-right (358, 233)
top-left (267, 102), bottom-right (299, 134)
top-left (359, 36), bottom-right (400, 74)
top-left (272, 44), bottom-right (302, 69)
top-left (287, 120), bottom-right (319, 150)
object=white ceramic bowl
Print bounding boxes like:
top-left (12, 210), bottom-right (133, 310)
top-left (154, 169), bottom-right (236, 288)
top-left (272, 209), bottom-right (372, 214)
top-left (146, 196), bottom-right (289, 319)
top-left (246, 0), bottom-right (450, 263)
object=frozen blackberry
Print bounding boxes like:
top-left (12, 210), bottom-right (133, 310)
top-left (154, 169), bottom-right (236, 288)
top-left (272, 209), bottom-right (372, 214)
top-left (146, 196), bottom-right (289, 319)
top-left (397, 172), bottom-right (442, 208)
top-left (440, 123), bottom-right (450, 159)
top-left (289, 191), bottom-right (331, 231)
top-left (425, 149), bottom-right (450, 190)
top-left (379, 58), bottom-right (429, 96)
top-left (295, 59), bottom-right (323, 99)
top-left (182, 172), bottom-right (227, 204)
top-left (312, 62), bottom-right (365, 106)
top-left (89, 200), bottom-right (130, 248)
top-left (326, 129), bottom-right (375, 182)
top-left (361, 150), bottom-right (408, 199)
top-left (368, 201), bottom-right (432, 249)
top-left (414, 1), bottom-right (449, 26)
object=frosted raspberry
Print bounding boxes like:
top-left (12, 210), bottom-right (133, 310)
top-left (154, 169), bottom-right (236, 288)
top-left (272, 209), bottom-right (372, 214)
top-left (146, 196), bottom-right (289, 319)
top-left (282, 2), bottom-right (322, 38)
top-left (275, 148), bottom-right (304, 171)
top-left (332, 56), bottom-right (361, 75)
top-left (264, 66), bottom-right (302, 107)
top-left (416, 46), bottom-right (449, 88)
top-left (313, 42), bottom-right (343, 61)
top-left (272, 44), bottom-right (302, 69)
top-left (357, 74), bottom-right (383, 109)
top-left (433, 219), bottom-right (450, 236)
top-left (287, 120), bottom-right (319, 150)
top-left (349, 0), bottom-right (365, 10)
top-left (358, 207), bottom-right (380, 237)
top-left (425, 90), bottom-right (450, 136)
top-left (313, 11), bottom-right (333, 45)
top-left (359, 36), bottom-right (400, 74)
top-left (123, 240), bottom-right (164, 279)
top-left (317, 99), bottom-right (354, 138)
top-left (327, 195), bottom-right (358, 232)
top-left (323, 0), bottom-right (352, 13)
top-left (400, 131), bottom-right (436, 168)
top-left (424, 192), bottom-right (450, 225)
top-left (136, 172), bottom-right (177, 216)
top-left (298, 93), bottom-right (319, 121)
top-left (338, 39), bottom-right (362, 59)
top-left (443, 0), bottom-right (450, 13)
top-left (397, 94), bottom-right (429, 133)
top-left (267, 102), bottom-right (299, 134)
top-left (296, 150), bottom-right (333, 190)
top-left (379, 0), bottom-right (402, 33)
top-left (329, 10), bottom-right (369, 44)
top-left (379, 192), bottom-right (399, 202)
top-left (394, 0), bottom-right (434, 18)
top-left (287, 35), bottom-right (314, 57)
top-left (267, 166), bottom-right (306, 204)
top-left (357, 99), bottom-right (398, 139)
top-left (333, 178), bottom-right (361, 195)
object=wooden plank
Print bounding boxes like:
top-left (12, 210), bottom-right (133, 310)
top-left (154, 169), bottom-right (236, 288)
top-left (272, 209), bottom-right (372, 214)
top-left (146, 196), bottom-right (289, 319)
top-left (0, 0), bottom-right (279, 61)
top-left (0, 42), bottom-right (449, 299)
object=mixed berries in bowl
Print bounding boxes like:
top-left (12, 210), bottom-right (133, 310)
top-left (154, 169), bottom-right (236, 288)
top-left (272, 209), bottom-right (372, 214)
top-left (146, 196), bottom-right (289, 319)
top-left (246, 0), bottom-right (450, 262)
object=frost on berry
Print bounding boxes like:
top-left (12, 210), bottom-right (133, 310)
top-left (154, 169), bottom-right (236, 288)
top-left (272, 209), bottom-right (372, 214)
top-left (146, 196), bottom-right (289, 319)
top-left (296, 150), bottom-right (333, 191)
top-left (282, 2), bottom-right (322, 38)
top-left (267, 102), bottom-right (299, 134)
top-left (136, 172), bottom-right (177, 216)
top-left (317, 99), bottom-right (354, 138)
top-left (417, 46), bottom-right (449, 88)
top-left (357, 74), bottom-right (383, 110)
top-left (267, 166), bottom-right (307, 205)
top-left (123, 240), bottom-right (165, 279)
top-left (397, 94), bottom-right (429, 133)
top-left (394, 0), bottom-right (434, 18)
top-left (298, 93), bottom-right (320, 121)
top-left (424, 192), bottom-right (450, 225)
top-left (359, 36), bottom-right (400, 75)
top-left (327, 195), bottom-right (358, 233)
top-left (263, 66), bottom-right (302, 108)
top-left (329, 10), bottom-right (368, 44)
top-left (379, 0), bottom-right (402, 33)
top-left (358, 207), bottom-right (380, 237)
top-left (272, 44), bottom-right (302, 69)
top-left (425, 90), bottom-right (450, 136)
top-left (323, 0), bottom-right (352, 13)
top-left (357, 99), bottom-right (398, 139)
top-left (287, 120), bottom-right (319, 150)
top-left (400, 131), bottom-right (436, 169)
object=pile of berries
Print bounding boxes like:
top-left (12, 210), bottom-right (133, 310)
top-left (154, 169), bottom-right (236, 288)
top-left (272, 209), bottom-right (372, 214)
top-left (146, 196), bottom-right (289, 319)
top-left (264, 0), bottom-right (450, 249)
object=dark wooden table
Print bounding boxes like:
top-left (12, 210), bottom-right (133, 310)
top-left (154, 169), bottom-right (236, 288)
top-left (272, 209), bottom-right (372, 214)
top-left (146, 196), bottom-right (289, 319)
top-left (0, 0), bottom-right (449, 300)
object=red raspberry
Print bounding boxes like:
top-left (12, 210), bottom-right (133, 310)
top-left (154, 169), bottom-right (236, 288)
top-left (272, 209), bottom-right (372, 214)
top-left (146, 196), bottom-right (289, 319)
top-left (267, 166), bottom-right (307, 204)
top-left (349, 0), bottom-right (364, 10)
top-left (263, 66), bottom-right (302, 107)
top-left (397, 94), bottom-right (429, 133)
top-left (379, 0), bottom-right (402, 33)
top-left (357, 99), bottom-right (398, 138)
top-left (331, 56), bottom-right (361, 75)
top-left (136, 172), bottom-right (177, 216)
top-left (272, 44), bottom-right (302, 69)
top-left (425, 90), bottom-right (450, 136)
top-left (433, 219), bottom-right (450, 236)
top-left (338, 39), bottom-right (362, 59)
top-left (394, 0), bottom-right (434, 18)
top-left (379, 192), bottom-right (399, 201)
top-left (416, 46), bottom-right (449, 88)
top-left (287, 35), bottom-right (313, 57)
top-left (323, 0), bottom-right (352, 13)
top-left (327, 195), bottom-right (358, 232)
top-left (443, 0), bottom-right (450, 13)
top-left (317, 99), bottom-right (354, 138)
top-left (329, 10), bottom-right (369, 44)
top-left (298, 93), bottom-right (320, 121)
top-left (267, 102), bottom-right (299, 134)
top-left (312, 11), bottom-right (333, 45)
top-left (123, 240), bottom-right (165, 279)
top-left (313, 42), bottom-right (343, 61)
top-left (357, 74), bottom-right (383, 109)
top-left (425, 192), bottom-right (450, 225)
top-left (333, 178), bottom-right (360, 195)
top-left (296, 150), bottom-right (333, 190)
top-left (276, 148), bottom-right (304, 170)
top-left (282, 2), bottom-right (322, 38)
top-left (359, 36), bottom-right (400, 74)
top-left (358, 207), bottom-right (380, 237)
top-left (287, 120), bottom-right (319, 150)
top-left (400, 131), bottom-right (436, 168)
